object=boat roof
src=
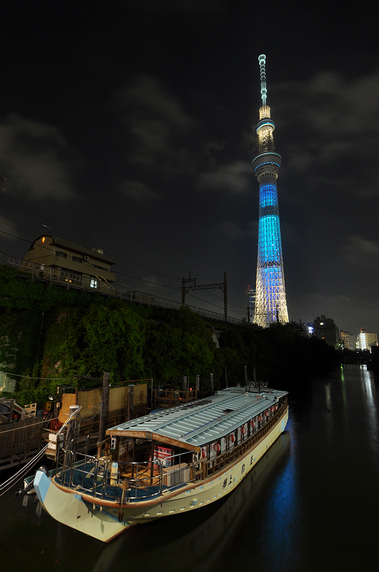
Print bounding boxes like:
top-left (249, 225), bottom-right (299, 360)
top-left (106, 386), bottom-right (288, 451)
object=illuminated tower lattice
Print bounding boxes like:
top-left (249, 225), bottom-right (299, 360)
top-left (252, 54), bottom-right (289, 327)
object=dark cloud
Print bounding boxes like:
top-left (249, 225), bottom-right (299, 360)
top-left (276, 68), bottom-right (379, 192)
top-left (259, 63), bottom-right (379, 332)
top-left (1, 1), bottom-right (379, 336)
top-left (0, 114), bottom-right (76, 201)
top-left (198, 160), bottom-right (252, 194)
top-left (219, 221), bottom-right (247, 241)
top-left (340, 235), bottom-right (379, 266)
top-left (0, 213), bottom-right (18, 240)
top-left (119, 180), bottom-right (161, 202)
top-left (116, 76), bottom-right (197, 169)
top-left (133, 0), bottom-right (228, 16)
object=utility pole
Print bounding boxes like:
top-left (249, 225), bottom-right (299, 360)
top-left (182, 271), bottom-right (197, 304)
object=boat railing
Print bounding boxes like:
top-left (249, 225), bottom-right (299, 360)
top-left (57, 402), bottom-right (288, 503)
top-left (57, 448), bottom-right (198, 502)
top-left (117, 450), bottom-right (196, 500)
top-left (58, 450), bottom-right (111, 499)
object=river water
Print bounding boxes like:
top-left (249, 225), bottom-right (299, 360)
top-left (1, 364), bottom-right (379, 572)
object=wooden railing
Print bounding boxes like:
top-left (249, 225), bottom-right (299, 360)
top-left (153, 389), bottom-right (198, 408)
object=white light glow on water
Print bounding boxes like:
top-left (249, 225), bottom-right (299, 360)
top-left (360, 365), bottom-right (379, 460)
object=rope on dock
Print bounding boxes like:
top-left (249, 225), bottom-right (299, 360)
top-left (0, 443), bottom-right (49, 497)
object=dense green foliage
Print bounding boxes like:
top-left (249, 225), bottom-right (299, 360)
top-left (143, 307), bottom-right (215, 384)
top-left (41, 301), bottom-right (145, 388)
top-left (214, 321), bottom-right (337, 391)
top-left (0, 267), bottom-right (339, 404)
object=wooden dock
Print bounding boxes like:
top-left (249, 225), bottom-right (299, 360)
top-left (0, 416), bottom-right (49, 471)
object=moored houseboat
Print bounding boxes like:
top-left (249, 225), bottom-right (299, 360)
top-left (33, 385), bottom-right (289, 542)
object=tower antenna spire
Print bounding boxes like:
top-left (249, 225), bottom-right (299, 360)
top-left (258, 54), bottom-right (267, 106)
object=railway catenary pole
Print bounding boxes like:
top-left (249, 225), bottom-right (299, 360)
top-left (181, 271), bottom-right (228, 322)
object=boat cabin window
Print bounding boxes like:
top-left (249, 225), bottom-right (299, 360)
top-left (116, 437), bottom-right (193, 467)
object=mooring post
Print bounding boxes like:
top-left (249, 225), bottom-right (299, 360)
top-left (98, 372), bottom-right (110, 457)
top-left (64, 404), bottom-right (79, 470)
top-left (224, 272), bottom-right (227, 322)
top-left (127, 384), bottom-right (134, 421)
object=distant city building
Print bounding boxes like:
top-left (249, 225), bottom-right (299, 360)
top-left (246, 286), bottom-right (256, 323)
top-left (313, 315), bottom-right (340, 348)
top-left (356, 329), bottom-right (378, 352)
top-left (340, 330), bottom-right (356, 351)
top-left (305, 323), bottom-right (314, 336)
top-left (293, 321), bottom-right (313, 336)
top-left (24, 235), bottom-right (116, 290)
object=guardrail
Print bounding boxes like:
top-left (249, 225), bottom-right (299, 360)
top-left (0, 251), bottom-right (243, 325)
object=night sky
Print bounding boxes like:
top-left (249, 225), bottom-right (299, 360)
top-left (1, 1), bottom-right (379, 337)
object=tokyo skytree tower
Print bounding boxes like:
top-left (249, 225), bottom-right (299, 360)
top-left (252, 54), bottom-right (289, 327)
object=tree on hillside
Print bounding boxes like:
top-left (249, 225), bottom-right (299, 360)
top-left (40, 301), bottom-right (146, 390)
top-left (143, 307), bottom-right (216, 392)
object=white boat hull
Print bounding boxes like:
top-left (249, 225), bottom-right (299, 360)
top-left (34, 470), bottom-right (129, 542)
top-left (34, 407), bottom-right (288, 542)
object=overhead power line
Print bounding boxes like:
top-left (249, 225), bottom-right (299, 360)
top-left (0, 176), bottom-right (248, 316)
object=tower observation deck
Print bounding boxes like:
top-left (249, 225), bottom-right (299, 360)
top-left (252, 54), bottom-right (289, 327)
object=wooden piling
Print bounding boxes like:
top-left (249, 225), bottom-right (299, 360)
top-left (97, 372), bottom-right (110, 456)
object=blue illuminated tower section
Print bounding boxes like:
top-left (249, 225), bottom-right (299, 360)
top-left (252, 54), bottom-right (289, 327)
